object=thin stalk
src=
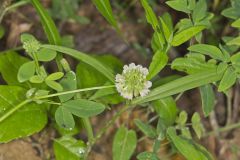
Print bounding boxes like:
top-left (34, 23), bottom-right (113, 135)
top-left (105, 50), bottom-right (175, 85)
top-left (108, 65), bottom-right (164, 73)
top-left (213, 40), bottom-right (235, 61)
top-left (0, 46), bottom-right (23, 54)
top-left (34, 85), bottom-right (115, 100)
top-left (44, 101), bottom-right (61, 106)
top-left (204, 121), bottom-right (240, 137)
top-left (0, 99), bottom-right (31, 123)
top-left (0, 0), bottom-right (29, 23)
top-left (32, 52), bottom-right (41, 74)
top-left (175, 92), bottom-right (184, 101)
top-left (83, 105), bottom-right (134, 159)
top-left (82, 118), bottom-right (94, 141)
top-left (226, 89), bottom-right (233, 125)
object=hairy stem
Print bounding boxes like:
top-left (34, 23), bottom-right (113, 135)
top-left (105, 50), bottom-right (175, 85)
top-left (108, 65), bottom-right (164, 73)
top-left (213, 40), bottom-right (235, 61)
top-left (83, 105), bottom-right (134, 159)
top-left (34, 85), bottom-right (115, 100)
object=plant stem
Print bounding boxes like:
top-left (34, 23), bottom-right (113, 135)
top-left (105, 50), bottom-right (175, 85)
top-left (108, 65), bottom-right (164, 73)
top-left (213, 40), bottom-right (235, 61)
top-left (0, 46), bottom-right (23, 54)
top-left (82, 118), bottom-right (94, 141)
top-left (32, 52), bottom-right (41, 74)
top-left (204, 121), bottom-right (240, 137)
top-left (0, 99), bottom-right (31, 123)
top-left (226, 89), bottom-right (233, 125)
top-left (0, 0), bottom-right (29, 23)
top-left (34, 85), bottom-right (115, 100)
top-left (83, 105), bottom-right (134, 159)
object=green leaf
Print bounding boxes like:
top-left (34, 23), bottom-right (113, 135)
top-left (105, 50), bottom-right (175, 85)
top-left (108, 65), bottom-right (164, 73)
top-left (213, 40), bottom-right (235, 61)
top-left (89, 83), bottom-right (117, 100)
top-left (89, 82), bottom-right (123, 104)
top-left (140, 0), bottom-right (159, 30)
top-left (222, 8), bottom-right (240, 19)
top-left (59, 71), bottom-right (77, 102)
top-left (42, 45), bottom-right (115, 83)
top-left (167, 127), bottom-right (213, 160)
top-left (192, 0), bottom-right (207, 22)
top-left (166, 0), bottom-right (190, 13)
top-left (76, 55), bottom-right (122, 104)
top-left (200, 84), bottom-right (215, 117)
top-left (160, 12), bottom-right (173, 42)
top-left (92, 0), bottom-right (119, 31)
top-left (75, 55), bottom-right (122, 87)
top-left (172, 26), bottom-right (206, 46)
top-left (152, 96), bottom-right (177, 127)
top-left (76, 61), bottom-right (107, 89)
top-left (147, 50), bottom-right (168, 80)
top-left (45, 80), bottom-right (63, 91)
top-left (0, 86), bottom-right (47, 143)
top-left (55, 106), bottom-right (75, 129)
top-left (191, 112), bottom-right (204, 139)
top-left (231, 52), bottom-right (240, 73)
top-left (188, 44), bottom-right (225, 61)
top-left (0, 52), bottom-right (29, 87)
top-left (221, 0), bottom-right (240, 19)
top-left (218, 67), bottom-right (237, 92)
top-left (187, 0), bottom-right (196, 10)
top-left (227, 36), bottom-right (240, 46)
top-left (132, 69), bottom-right (224, 104)
top-left (35, 90), bottom-right (49, 97)
top-left (232, 18), bottom-right (240, 28)
top-left (36, 48), bottom-right (57, 62)
top-left (156, 119), bottom-right (167, 139)
top-left (151, 32), bottom-right (164, 52)
top-left (181, 127), bottom-right (192, 139)
top-left (195, 12), bottom-right (213, 27)
top-left (62, 99), bottom-right (105, 118)
top-left (137, 152), bottom-right (159, 160)
top-left (113, 127), bottom-right (137, 160)
top-left (140, 0), bottom-right (165, 49)
top-left (171, 53), bottom-right (217, 74)
top-left (134, 119), bottom-right (157, 138)
top-left (176, 111), bottom-right (188, 126)
top-left (20, 33), bottom-right (38, 44)
top-left (175, 18), bottom-right (193, 32)
top-left (54, 136), bottom-right (86, 160)
top-left (30, 75), bottom-right (44, 83)
top-left (46, 72), bottom-right (64, 81)
top-left (17, 61), bottom-right (36, 82)
top-left (31, 0), bottom-right (61, 45)
top-left (61, 35), bottom-right (75, 48)
top-left (51, 0), bottom-right (84, 24)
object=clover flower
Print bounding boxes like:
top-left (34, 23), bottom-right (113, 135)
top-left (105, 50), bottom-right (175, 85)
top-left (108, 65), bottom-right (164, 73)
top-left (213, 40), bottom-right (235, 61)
top-left (21, 34), bottom-right (41, 54)
top-left (115, 63), bottom-right (152, 100)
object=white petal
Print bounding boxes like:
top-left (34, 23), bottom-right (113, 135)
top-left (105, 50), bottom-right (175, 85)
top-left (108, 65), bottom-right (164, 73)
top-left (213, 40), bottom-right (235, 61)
top-left (129, 63), bottom-right (136, 68)
top-left (145, 81), bottom-right (152, 88)
top-left (141, 68), bottom-right (149, 76)
top-left (140, 89), bottom-right (150, 97)
top-left (115, 74), bottom-right (124, 82)
top-left (122, 92), bottom-right (133, 100)
top-left (123, 65), bottom-right (129, 73)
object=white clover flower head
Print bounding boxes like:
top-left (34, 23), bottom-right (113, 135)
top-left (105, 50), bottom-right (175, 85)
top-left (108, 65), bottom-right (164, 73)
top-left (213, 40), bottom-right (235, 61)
top-left (115, 63), bottom-right (152, 100)
top-left (21, 34), bottom-right (40, 54)
top-left (23, 39), bottom-right (40, 54)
